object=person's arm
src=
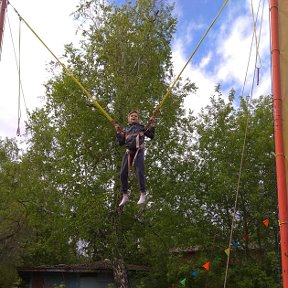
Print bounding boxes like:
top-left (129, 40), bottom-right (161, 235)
top-left (144, 117), bottom-right (156, 139)
top-left (112, 120), bottom-right (125, 145)
top-left (144, 126), bottom-right (155, 139)
top-left (115, 125), bottom-right (125, 145)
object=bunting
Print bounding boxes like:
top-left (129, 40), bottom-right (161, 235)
top-left (176, 217), bottom-right (271, 285)
top-left (191, 270), bottom-right (198, 277)
top-left (202, 261), bottom-right (210, 271)
top-left (242, 234), bottom-right (249, 241)
top-left (179, 278), bottom-right (186, 286)
top-left (233, 240), bottom-right (240, 248)
top-left (224, 248), bottom-right (230, 256)
top-left (262, 218), bottom-right (270, 227)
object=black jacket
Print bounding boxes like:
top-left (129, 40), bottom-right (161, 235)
top-left (116, 123), bottom-right (155, 151)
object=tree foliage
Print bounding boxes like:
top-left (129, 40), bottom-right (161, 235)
top-left (0, 138), bottom-right (30, 287)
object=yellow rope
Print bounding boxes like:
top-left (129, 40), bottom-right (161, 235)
top-left (153, 0), bottom-right (231, 116)
top-left (10, 6), bottom-right (113, 124)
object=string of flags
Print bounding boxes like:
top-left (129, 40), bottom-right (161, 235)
top-left (178, 218), bottom-right (271, 287)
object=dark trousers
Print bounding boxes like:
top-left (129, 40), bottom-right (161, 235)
top-left (120, 149), bottom-right (146, 194)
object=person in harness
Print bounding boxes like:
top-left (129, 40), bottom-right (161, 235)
top-left (116, 110), bottom-right (155, 206)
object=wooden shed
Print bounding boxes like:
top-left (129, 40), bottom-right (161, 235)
top-left (17, 262), bottom-right (149, 288)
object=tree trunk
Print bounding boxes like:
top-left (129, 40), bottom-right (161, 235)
top-left (112, 257), bottom-right (129, 288)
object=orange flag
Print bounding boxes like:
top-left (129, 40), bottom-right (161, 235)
top-left (202, 261), bottom-right (210, 271)
top-left (262, 218), bottom-right (270, 228)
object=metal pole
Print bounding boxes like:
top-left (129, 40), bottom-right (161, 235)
top-left (270, 1), bottom-right (288, 287)
top-left (0, 0), bottom-right (8, 57)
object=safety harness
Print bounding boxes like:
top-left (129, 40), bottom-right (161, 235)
top-left (125, 132), bottom-right (144, 176)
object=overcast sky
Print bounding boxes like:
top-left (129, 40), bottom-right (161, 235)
top-left (0, 0), bottom-right (271, 139)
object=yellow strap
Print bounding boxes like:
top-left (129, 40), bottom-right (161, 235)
top-left (154, 0), bottom-right (230, 115)
top-left (12, 7), bottom-right (113, 124)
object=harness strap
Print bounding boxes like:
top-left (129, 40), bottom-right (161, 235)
top-left (126, 141), bottom-right (144, 176)
top-left (135, 133), bottom-right (140, 149)
top-left (132, 135), bottom-right (141, 168)
top-left (125, 131), bottom-right (144, 140)
top-left (127, 152), bottom-right (131, 176)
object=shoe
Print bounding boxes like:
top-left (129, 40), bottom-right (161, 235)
top-left (137, 193), bottom-right (146, 205)
top-left (119, 194), bottom-right (129, 206)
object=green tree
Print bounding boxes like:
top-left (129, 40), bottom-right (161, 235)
top-left (167, 91), bottom-right (279, 288)
top-left (0, 138), bottom-right (29, 287)
top-left (19, 0), bottom-right (196, 287)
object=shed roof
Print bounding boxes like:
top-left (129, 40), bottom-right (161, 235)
top-left (17, 261), bottom-right (149, 274)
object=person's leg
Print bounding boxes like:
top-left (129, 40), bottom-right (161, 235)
top-left (119, 152), bottom-right (129, 206)
top-left (135, 150), bottom-right (146, 204)
top-left (135, 150), bottom-right (146, 192)
top-left (120, 152), bottom-right (129, 193)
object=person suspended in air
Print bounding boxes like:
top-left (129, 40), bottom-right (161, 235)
top-left (115, 110), bottom-right (155, 206)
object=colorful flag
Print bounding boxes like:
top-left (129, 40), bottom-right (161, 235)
top-left (262, 218), bottom-right (270, 228)
top-left (233, 240), bottom-right (240, 248)
top-left (180, 278), bottom-right (186, 286)
top-left (214, 255), bottom-right (220, 262)
top-left (242, 234), bottom-right (249, 241)
top-left (191, 270), bottom-right (198, 277)
top-left (202, 261), bottom-right (210, 271)
top-left (224, 248), bottom-right (230, 256)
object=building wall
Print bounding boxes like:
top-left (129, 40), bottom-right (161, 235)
top-left (30, 272), bottom-right (115, 288)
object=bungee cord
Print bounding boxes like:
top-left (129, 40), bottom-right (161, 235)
top-left (223, 1), bottom-right (266, 286)
top-left (16, 17), bottom-right (21, 136)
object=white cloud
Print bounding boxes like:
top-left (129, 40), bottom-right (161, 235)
top-left (171, 0), bottom-right (271, 116)
top-left (171, 36), bottom-right (216, 114)
top-left (199, 53), bottom-right (211, 69)
top-left (215, 15), bottom-right (253, 83)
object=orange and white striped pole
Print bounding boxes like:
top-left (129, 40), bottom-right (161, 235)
top-left (270, 1), bottom-right (288, 287)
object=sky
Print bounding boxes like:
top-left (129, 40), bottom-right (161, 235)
top-left (0, 0), bottom-right (271, 139)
